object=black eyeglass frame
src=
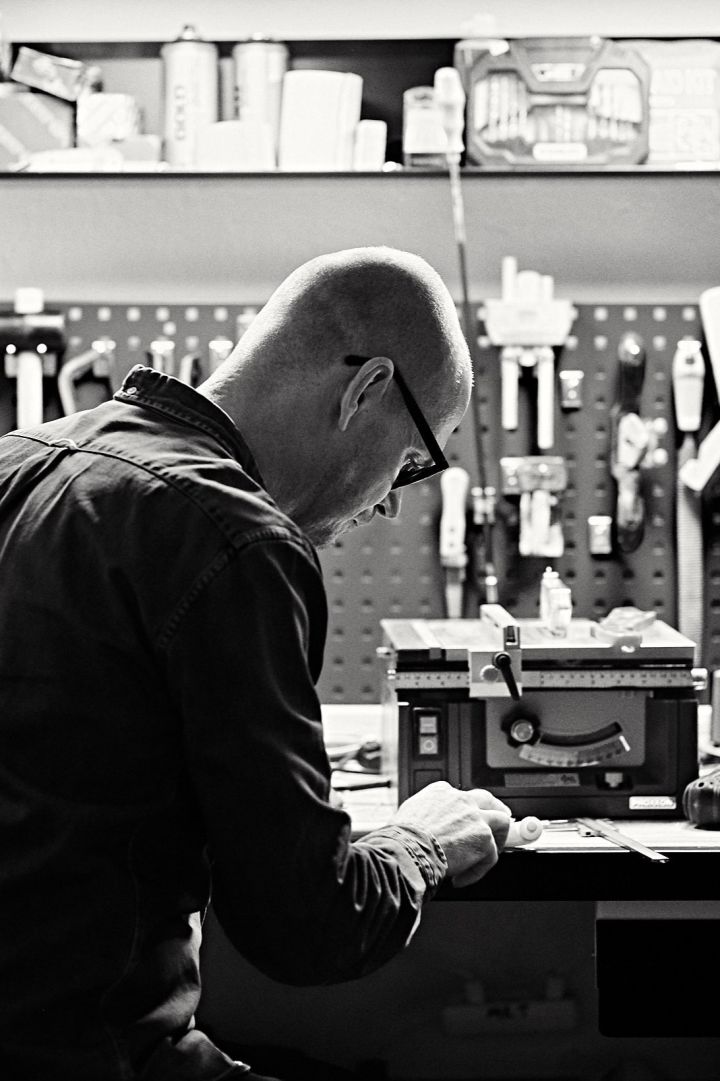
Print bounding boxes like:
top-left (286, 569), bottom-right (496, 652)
top-left (345, 354), bottom-right (449, 490)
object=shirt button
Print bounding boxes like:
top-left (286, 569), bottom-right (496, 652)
top-left (125, 387), bottom-right (139, 396)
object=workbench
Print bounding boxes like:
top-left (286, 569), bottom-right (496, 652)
top-left (325, 704), bottom-right (720, 1036)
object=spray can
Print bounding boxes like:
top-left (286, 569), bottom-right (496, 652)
top-left (232, 37), bottom-right (288, 162)
top-left (161, 24), bottom-right (219, 168)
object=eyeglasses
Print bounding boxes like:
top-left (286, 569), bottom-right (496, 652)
top-left (345, 355), bottom-right (449, 489)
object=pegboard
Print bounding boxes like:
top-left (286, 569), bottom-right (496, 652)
top-left (1, 300), bottom-right (718, 704)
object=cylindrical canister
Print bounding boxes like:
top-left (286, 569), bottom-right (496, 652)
top-left (161, 25), bottom-right (219, 168)
top-left (232, 37), bottom-right (289, 161)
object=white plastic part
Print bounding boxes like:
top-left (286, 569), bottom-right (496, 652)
top-left (535, 346), bottom-right (555, 449)
top-left (16, 351), bottom-right (44, 428)
top-left (506, 815), bottom-right (544, 847)
top-left (439, 466), bottom-right (470, 567)
top-left (14, 287), bottom-right (44, 315)
top-left (433, 66), bottom-right (466, 156)
top-left (501, 346), bottom-right (520, 431)
top-left (672, 339), bottom-right (705, 433)
top-left (353, 119), bottom-right (387, 170)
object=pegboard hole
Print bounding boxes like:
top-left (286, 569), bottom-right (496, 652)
top-left (622, 568), bottom-right (635, 580)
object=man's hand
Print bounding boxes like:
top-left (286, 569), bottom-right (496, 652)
top-left (392, 781), bottom-right (512, 888)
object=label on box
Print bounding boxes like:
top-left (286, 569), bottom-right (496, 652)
top-left (627, 39), bottom-right (720, 163)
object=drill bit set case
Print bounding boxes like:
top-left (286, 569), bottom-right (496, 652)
top-left (454, 36), bottom-right (651, 168)
top-left (379, 605), bottom-right (701, 820)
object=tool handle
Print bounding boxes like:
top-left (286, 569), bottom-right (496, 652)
top-left (616, 331), bottom-right (646, 413)
top-left (506, 816), bottom-right (544, 847)
top-left (440, 467), bottom-right (470, 566)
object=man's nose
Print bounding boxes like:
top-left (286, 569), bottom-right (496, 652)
top-left (377, 491), bottom-right (402, 519)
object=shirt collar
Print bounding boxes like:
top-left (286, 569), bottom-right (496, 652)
top-left (114, 365), bottom-right (266, 488)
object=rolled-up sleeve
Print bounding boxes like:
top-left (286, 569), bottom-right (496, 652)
top-left (161, 531), bottom-right (447, 986)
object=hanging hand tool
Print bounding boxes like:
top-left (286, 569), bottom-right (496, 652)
top-left (672, 338), bottom-right (705, 665)
top-left (1, 288), bottom-right (64, 430)
top-left (609, 330), bottom-right (647, 553)
top-left (434, 66), bottom-right (498, 604)
top-left (484, 257), bottom-right (576, 452)
top-left (440, 466), bottom-right (470, 618)
top-left (57, 336), bottom-right (118, 415)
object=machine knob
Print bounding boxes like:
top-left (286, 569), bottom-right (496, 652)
top-left (507, 716), bottom-right (538, 745)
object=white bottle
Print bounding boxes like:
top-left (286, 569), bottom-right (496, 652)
top-left (161, 25), bottom-right (219, 168)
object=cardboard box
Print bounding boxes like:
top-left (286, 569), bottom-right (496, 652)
top-left (11, 46), bottom-right (90, 102)
top-left (76, 92), bottom-right (142, 147)
top-left (0, 85), bottom-right (74, 169)
top-left (627, 39), bottom-right (720, 163)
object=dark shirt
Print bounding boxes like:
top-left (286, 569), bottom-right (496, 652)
top-left (0, 366), bottom-right (447, 1081)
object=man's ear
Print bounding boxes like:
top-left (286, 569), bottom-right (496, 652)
top-left (338, 357), bottom-right (393, 432)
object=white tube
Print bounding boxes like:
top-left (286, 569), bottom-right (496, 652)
top-left (16, 351), bottom-right (44, 428)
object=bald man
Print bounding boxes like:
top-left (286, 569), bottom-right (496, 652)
top-left (0, 247), bottom-right (511, 1081)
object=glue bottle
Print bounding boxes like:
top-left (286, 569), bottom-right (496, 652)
top-left (539, 566), bottom-right (560, 624)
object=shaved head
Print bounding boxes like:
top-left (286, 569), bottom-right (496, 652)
top-left (199, 247), bottom-right (473, 545)
top-left (228, 246), bottom-right (472, 426)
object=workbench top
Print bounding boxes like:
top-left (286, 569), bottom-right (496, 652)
top-left (323, 704), bottom-right (720, 901)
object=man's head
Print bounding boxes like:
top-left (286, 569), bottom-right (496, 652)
top-left (198, 246), bottom-right (473, 546)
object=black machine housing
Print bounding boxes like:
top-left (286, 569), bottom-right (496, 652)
top-left (379, 610), bottom-right (701, 819)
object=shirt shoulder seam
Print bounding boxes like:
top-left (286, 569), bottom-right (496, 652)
top-left (156, 529), bottom-right (320, 651)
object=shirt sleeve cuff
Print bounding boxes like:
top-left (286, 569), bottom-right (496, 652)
top-left (359, 821), bottom-right (448, 895)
